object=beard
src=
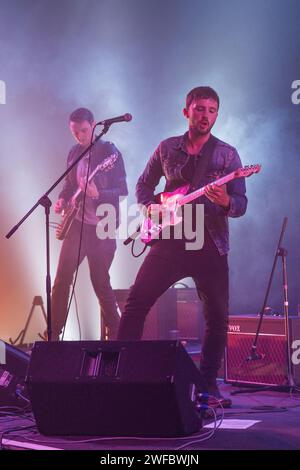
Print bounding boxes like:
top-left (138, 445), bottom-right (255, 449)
top-left (190, 121), bottom-right (214, 137)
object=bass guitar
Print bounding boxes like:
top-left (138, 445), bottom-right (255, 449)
top-left (56, 153), bottom-right (118, 240)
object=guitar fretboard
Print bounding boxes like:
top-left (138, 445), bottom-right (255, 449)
top-left (72, 154), bottom-right (117, 201)
top-left (177, 170), bottom-right (236, 206)
top-left (72, 164), bottom-right (102, 200)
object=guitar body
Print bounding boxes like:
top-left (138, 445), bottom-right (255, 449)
top-left (56, 204), bottom-right (80, 241)
top-left (140, 184), bottom-right (189, 244)
top-left (55, 153), bottom-right (118, 241)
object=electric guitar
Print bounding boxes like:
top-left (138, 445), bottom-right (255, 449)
top-left (140, 164), bottom-right (261, 245)
top-left (56, 153), bottom-right (118, 240)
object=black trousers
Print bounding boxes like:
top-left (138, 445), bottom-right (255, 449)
top-left (118, 232), bottom-right (229, 381)
top-left (51, 220), bottom-right (119, 340)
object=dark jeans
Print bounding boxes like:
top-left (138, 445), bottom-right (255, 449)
top-left (117, 232), bottom-right (229, 381)
top-left (51, 220), bottom-right (119, 340)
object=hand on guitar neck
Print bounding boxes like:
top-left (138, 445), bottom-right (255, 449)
top-left (204, 183), bottom-right (230, 209)
top-left (79, 177), bottom-right (99, 199)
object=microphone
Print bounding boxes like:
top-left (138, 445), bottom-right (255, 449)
top-left (97, 113), bottom-right (132, 126)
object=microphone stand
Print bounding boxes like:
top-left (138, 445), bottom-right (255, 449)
top-left (232, 217), bottom-right (295, 395)
top-left (247, 218), bottom-right (289, 364)
top-left (5, 124), bottom-right (111, 341)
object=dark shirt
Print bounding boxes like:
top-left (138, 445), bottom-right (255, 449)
top-left (59, 139), bottom-right (128, 228)
top-left (136, 133), bottom-right (247, 255)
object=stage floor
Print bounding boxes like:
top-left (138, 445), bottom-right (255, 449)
top-left (1, 381), bottom-right (300, 452)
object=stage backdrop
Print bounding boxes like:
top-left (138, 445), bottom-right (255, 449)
top-left (0, 0), bottom-right (299, 341)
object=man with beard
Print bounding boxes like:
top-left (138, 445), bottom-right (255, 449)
top-left (118, 87), bottom-right (248, 407)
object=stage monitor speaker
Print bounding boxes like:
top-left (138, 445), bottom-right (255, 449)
top-left (26, 340), bottom-right (205, 437)
top-left (225, 315), bottom-right (300, 386)
top-left (0, 341), bottom-right (30, 407)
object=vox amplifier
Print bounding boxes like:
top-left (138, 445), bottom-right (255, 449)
top-left (225, 315), bottom-right (300, 386)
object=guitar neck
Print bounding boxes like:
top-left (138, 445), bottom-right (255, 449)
top-left (178, 171), bottom-right (236, 206)
top-left (72, 164), bottom-right (101, 201)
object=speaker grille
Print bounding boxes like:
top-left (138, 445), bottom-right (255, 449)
top-left (226, 333), bottom-right (287, 386)
top-left (225, 315), bottom-right (300, 386)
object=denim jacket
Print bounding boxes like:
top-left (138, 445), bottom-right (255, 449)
top-left (136, 133), bottom-right (247, 255)
top-left (59, 139), bottom-right (128, 228)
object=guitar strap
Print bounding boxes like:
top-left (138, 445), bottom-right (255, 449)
top-left (188, 135), bottom-right (218, 195)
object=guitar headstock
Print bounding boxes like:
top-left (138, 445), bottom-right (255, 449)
top-left (235, 164), bottom-right (261, 178)
top-left (100, 153), bottom-right (118, 171)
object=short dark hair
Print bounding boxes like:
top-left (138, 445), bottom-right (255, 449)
top-left (69, 107), bottom-right (94, 125)
top-left (186, 86), bottom-right (220, 109)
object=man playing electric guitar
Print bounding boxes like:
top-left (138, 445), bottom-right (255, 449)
top-left (118, 87), bottom-right (251, 408)
top-left (51, 107), bottom-right (128, 341)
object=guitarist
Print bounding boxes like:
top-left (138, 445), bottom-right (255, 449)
top-left (51, 107), bottom-right (128, 341)
top-left (118, 87), bottom-right (247, 407)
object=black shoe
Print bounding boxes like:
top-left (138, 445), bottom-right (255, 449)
top-left (206, 383), bottom-right (232, 409)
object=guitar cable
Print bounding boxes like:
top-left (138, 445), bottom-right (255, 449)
top-left (131, 237), bottom-right (147, 258)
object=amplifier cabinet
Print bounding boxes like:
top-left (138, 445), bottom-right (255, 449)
top-left (225, 315), bottom-right (300, 386)
top-left (114, 288), bottom-right (203, 341)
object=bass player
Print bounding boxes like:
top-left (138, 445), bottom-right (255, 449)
top-left (51, 107), bottom-right (128, 341)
